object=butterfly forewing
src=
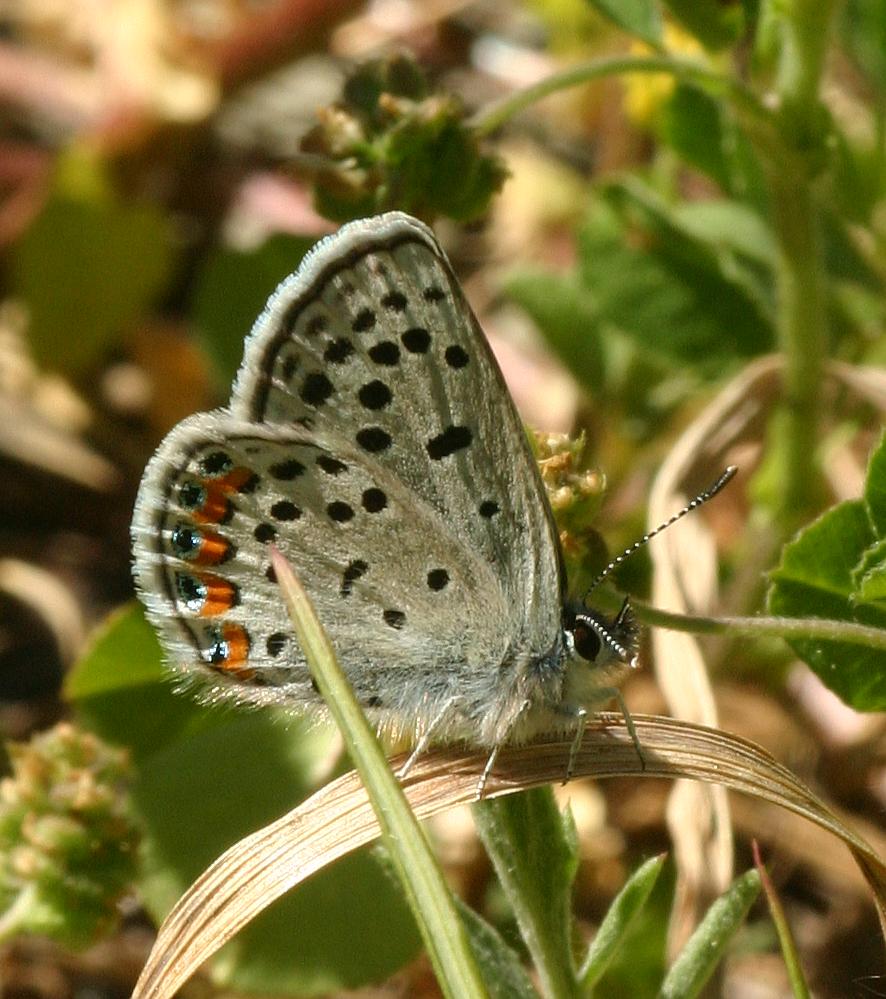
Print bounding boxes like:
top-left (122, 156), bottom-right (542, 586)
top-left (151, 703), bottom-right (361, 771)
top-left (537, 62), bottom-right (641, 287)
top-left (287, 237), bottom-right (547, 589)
top-left (133, 213), bottom-right (566, 739)
top-left (232, 213), bottom-right (563, 659)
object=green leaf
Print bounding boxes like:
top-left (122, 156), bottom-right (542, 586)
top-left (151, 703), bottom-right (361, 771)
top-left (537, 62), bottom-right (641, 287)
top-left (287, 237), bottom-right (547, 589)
top-left (841, 0), bottom-right (886, 89)
top-left (670, 200), bottom-right (776, 268)
top-left (577, 189), bottom-right (773, 366)
top-left (13, 161), bottom-right (173, 373)
top-left (660, 870), bottom-right (760, 998)
top-left (854, 538), bottom-right (886, 605)
top-left (864, 432), bottom-right (886, 535)
top-left (661, 84), bottom-right (767, 205)
top-left (663, 0), bottom-right (745, 50)
top-left (767, 433), bottom-right (886, 710)
top-left (472, 787), bottom-right (578, 998)
top-left (754, 850), bottom-right (811, 999)
top-left (579, 854), bottom-right (666, 989)
top-left (65, 605), bottom-right (220, 759)
top-left (591, 860), bottom-right (672, 995)
top-left (503, 271), bottom-right (605, 394)
top-left (456, 900), bottom-right (539, 999)
top-left (767, 499), bottom-right (886, 711)
top-left (66, 605), bottom-right (423, 994)
top-left (133, 717), bottom-right (421, 995)
top-left (192, 234), bottom-right (314, 387)
top-left (821, 208), bottom-right (884, 290)
top-left (586, 0), bottom-right (664, 46)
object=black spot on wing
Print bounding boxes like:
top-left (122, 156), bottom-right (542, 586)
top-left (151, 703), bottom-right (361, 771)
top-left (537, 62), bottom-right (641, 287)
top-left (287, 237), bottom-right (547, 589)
top-left (352, 308), bottom-right (376, 332)
top-left (300, 372), bottom-right (334, 406)
top-left (267, 632), bottom-right (287, 656)
top-left (358, 380), bottom-right (392, 410)
top-left (270, 500), bottom-right (300, 521)
top-left (383, 609), bottom-right (405, 629)
top-left (361, 488), bottom-right (387, 512)
top-left (357, 427), bottom-right (392, 453)
top-left (254, 523), bottom-right (276, 543)
top-left (324, 338), bottom-right (354, 364)
top-left (269, 459), bottom-right (304, 480)
top-left (341, 559), bottom-right (368, 596)
top-left (445, 345), bottom-right (469, 369)
top-left (305, 314), bottom-right (327, 337)
top-left (327, 501), bottom-right (355, 523)
top-left (317, 455), bottom-right (348, 475)
top-left (427, 426), bottom-right (472, 460)
top-left (201, 452), bottom-right (232, 476)
top-left (381, 290), bottom-right (408, 311)
top-left (401, 328), bottom-right (430, 354)
top-left (369, 341), bottom-right (400, 366)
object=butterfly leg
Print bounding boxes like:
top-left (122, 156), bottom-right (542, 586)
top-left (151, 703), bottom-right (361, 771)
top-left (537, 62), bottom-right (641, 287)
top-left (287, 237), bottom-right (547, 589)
top-left (475, 697), bottom-right (533, 800)
top-left (565, 707), bottom-right (588, 784)
top-left (596, 686), bottom-right (645, 771)
top-left (559, 691), bottom-right (644, 782)
top-left (395, 696), bottom-right (459, 780)
top-left (475, 744), bottom-right (501, 801)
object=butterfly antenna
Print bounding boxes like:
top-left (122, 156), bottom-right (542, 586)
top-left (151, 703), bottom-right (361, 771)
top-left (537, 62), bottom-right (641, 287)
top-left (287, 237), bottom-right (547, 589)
top-left (583, 465), bottom-right (738, 599)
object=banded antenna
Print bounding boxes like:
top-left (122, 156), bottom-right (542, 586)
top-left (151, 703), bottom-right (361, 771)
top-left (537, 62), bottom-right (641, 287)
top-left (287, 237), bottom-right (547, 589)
top-left (583, 465), bottom-right (738, 599)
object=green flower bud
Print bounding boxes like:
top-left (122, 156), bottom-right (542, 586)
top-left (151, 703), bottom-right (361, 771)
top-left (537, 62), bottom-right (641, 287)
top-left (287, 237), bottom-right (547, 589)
top-left (0, 723), bottom-right (138, 949)
top-left (533, 431), bottom-right (611, 596)
top-left (299, 53), bottom-right (507, 223)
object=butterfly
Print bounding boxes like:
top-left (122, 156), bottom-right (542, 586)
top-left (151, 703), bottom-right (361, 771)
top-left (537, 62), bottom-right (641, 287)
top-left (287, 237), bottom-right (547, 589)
top-left (132, 212), bottom-right (730, 789)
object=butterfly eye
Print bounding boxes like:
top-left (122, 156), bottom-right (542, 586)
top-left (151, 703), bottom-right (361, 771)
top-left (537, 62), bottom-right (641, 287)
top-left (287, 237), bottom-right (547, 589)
top-left (572, 622), bottom-right (601, 662)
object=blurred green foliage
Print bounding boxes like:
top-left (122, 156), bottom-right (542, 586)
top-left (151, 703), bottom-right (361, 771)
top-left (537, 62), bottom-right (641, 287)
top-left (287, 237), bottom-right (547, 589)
top-left (12, 152), bottom-right (174, 374)
top-left (0, 723), bottom-right (137, 948)
top-left (300, 54), bottom-right (508, 223)
top-left (66, 608), bottom-right (421, 994)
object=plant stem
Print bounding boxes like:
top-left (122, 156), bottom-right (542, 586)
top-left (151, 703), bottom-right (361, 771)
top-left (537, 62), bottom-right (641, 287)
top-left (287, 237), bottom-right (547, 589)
top-left (473, 790), bottom-right (581, 999)
top-left (775, 0), bottom-right (840, 117)
top-left (631, 603), bottom-right (886, 651)
top-left (768, 166), bottom-right (829, 522)
top-left (471, 55), bottom-right (767, 137)
top-left (765, 0), bottom-right (841, 522)
top-left (271, 549), bottom-right (489, 999)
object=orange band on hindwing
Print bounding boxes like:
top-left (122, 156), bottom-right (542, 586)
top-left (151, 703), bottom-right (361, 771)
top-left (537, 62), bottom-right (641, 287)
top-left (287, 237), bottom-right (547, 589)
top-left (177, 462), bottom-right (258, 525)
top-left (175, 570), bottom-right (239, 616)
top-left (170, 523), bottom-right (234, 565)
top-left (205, 623), bottom-right (253, 679)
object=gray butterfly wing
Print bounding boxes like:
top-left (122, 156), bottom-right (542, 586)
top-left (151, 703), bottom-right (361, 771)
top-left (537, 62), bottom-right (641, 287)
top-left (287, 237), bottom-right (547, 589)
top-left (233, 213), bottom-right (564, 653)
top-left (132, 213), bottom-right (566, 743)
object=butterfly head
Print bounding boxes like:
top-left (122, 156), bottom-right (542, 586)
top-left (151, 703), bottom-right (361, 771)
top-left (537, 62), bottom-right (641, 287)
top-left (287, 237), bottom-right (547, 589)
top-left (564, 598), bottom-right (639, 672)
top-left (559, 465), bottom-right (738, 683)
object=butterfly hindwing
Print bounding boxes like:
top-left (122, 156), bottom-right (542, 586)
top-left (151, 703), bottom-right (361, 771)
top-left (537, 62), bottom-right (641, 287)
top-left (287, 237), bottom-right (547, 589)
top-left (133, 418), bottom-right (538, 735)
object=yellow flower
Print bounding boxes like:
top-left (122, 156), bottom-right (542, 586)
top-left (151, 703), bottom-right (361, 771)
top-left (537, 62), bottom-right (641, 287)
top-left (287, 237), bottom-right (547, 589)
top-left (623, 24), bottom-right (707, 126)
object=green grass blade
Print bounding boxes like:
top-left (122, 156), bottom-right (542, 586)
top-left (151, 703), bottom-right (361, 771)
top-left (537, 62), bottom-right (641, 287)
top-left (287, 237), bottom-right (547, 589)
top-left (752, 843), bottom-right (811, 998)
top-left (579, 853), bottom-right (666, 991)
top-left (270, 548), bottom-right (489, 999)
top-left (658, 869), bottom-right (760, 999)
